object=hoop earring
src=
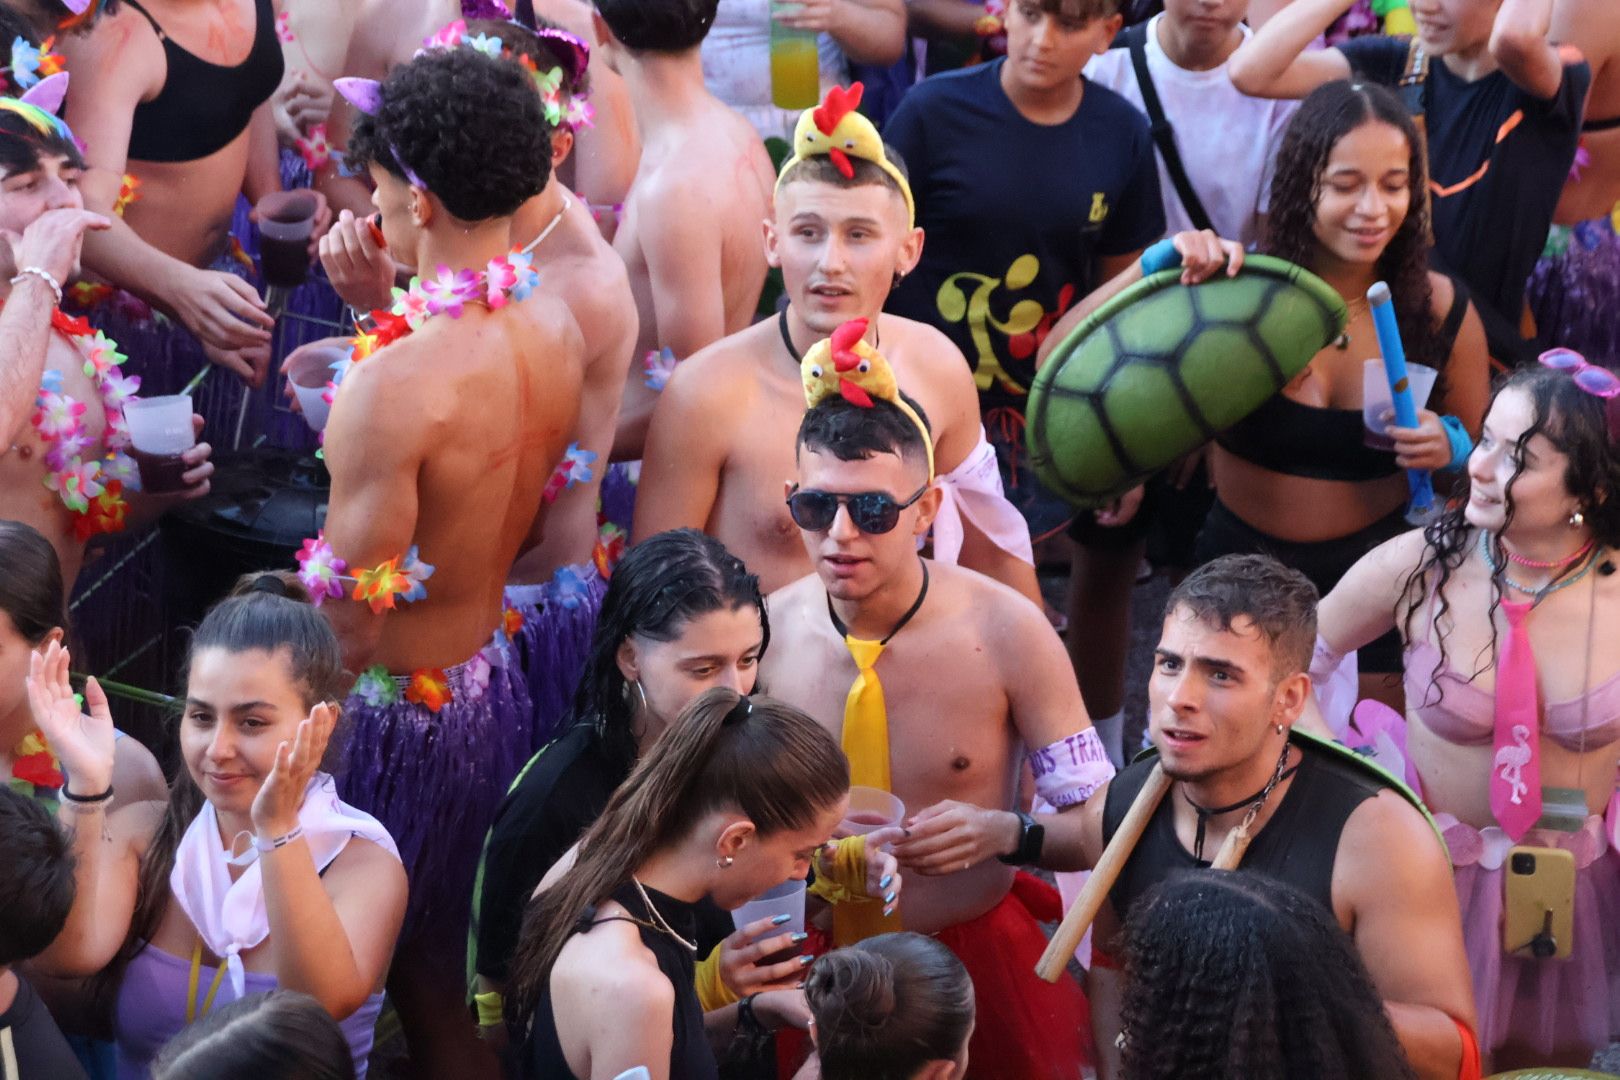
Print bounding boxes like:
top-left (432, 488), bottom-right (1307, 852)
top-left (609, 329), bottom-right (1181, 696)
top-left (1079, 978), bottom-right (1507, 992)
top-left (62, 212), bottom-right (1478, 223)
top-left (633, 680), bottom-right (649, 714)
top-left (1571, 509), bottom-right (1586, 528)
top-left (717, 855), bottom-right (734, 869)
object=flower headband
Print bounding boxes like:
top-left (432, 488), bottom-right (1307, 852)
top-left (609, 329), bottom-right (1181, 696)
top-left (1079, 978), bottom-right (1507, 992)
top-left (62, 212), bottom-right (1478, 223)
top-left (4, 36), bottom-right (64, 92)
top-left (417, 19), bottom-right (593, 129)
top-left (776, 82), bottom-right (915, 229)
top-left (801, 318), bottom-right (935, 480)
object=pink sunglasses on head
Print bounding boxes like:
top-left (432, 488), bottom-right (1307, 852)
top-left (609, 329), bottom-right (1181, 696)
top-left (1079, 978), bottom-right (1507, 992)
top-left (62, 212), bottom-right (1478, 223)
top-left (1540, 348), bottom-right (1620, 441)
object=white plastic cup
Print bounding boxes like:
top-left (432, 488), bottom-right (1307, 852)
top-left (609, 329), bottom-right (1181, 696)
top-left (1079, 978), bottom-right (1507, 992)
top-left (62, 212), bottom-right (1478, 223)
top-left (730, 878), bottom-right (807, 935)
top-left (613, 1071), bottom-right (652, 1080)
top-left (840, 786), bottom-right (905, 837)
top-left (123, 394), bottom-right (196, 494)
top-left (284, 343), bottom-right (346, 432)
top-left (1362, 358), bottom-right (1439, 449)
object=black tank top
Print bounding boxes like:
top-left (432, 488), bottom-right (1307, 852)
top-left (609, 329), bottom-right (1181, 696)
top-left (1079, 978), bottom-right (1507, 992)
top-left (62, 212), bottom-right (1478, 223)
top-left (1101, 741), bottom-right (1383, 919)
top-left (124, 0), bottom-right (284, 163)
top-left (1216, 277), bottom-right (1472, 482)
top-left (524, 881), bottom-right (718, 1080)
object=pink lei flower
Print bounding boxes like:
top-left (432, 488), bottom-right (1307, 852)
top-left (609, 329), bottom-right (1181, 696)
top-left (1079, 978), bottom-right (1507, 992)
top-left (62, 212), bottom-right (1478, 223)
top-left (32, 389), bottom-right (86, 440)
top-left (296, 532), bottom-right (349, 605)
top-left (296, 123), bottom-right (333, 172)
top-left (564, 96), bottom-right (595, 131)
top-left (390, 281), bottom-right (433, 329)
top-left (419, 266), bottom-right (480, 318)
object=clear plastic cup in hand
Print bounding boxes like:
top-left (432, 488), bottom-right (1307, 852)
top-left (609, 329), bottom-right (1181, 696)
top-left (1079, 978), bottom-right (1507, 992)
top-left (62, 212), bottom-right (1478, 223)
top-left (839, 785), bottom-right (905, 852)
top-left (1363, 358), bottom-right (1439, 450)
top-left (284, 343), bottom-right (347, 432)
top-left (122, 394), bottom-right (196, 493)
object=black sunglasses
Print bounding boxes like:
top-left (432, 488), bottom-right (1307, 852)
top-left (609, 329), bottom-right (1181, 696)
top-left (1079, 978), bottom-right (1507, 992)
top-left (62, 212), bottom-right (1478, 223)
top-left (785, 483), bottom-right (929, 535)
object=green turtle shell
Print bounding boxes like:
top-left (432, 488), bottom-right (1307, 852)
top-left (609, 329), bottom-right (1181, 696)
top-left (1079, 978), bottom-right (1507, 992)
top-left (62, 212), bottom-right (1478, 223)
top-left (1026, 255), bottom-right (1348, 509)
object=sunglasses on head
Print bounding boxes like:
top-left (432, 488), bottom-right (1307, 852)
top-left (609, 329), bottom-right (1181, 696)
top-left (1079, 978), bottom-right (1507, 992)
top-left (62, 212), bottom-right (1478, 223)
top-left (786, 483), bottom-right (929, 534)
top-left (1539, 348), bottom-right (1620, 441)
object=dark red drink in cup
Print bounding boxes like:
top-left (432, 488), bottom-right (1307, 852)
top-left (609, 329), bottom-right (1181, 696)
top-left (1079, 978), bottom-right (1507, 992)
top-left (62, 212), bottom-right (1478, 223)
top-left (256, 191), bottom-right (318, 289)
top-left (123, 395), bottom-right (196, 494)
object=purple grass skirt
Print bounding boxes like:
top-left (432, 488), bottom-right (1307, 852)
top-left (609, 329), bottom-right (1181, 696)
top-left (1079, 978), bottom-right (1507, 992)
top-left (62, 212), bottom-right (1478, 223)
top-left (337, 633), bottom-right (534, 952)
top-left (504, 563), bottom-right (608, 753)
top-left (1526, 210), bottom-right (1620, 369)
top-left (1438, 812), bottom-right (1620, 1060)
top-left (598, 460), bottom-right (639, 541)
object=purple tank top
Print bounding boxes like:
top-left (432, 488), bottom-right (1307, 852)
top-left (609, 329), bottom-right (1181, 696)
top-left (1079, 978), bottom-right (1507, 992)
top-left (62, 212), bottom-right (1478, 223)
top-left (113, 943), bottom-right (384, 1078)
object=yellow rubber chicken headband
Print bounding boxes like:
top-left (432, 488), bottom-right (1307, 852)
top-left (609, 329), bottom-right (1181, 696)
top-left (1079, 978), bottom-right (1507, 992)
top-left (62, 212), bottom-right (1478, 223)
top-left (776, 82), bottom-right (915, 229)
top-left (801, 318), bottom-right (935, 480)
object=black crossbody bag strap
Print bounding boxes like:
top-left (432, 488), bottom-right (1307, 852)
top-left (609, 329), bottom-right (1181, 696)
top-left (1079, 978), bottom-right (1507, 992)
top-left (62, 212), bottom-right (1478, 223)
top-left (1125, 22), bottom-right (1213, 233)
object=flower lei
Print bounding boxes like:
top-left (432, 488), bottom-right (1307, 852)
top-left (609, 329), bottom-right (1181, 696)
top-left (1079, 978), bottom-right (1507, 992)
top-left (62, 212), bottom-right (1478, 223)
top-left (112, 172), bottom-right (139, 217)
top-left (28, 310), bottom-right (139, 539)
top-left (419, 20), bottom-right (595, 131)
top-left (10, 728), bottom-right (63, 799)
top-left (4, 35), bottom-right (64, 91)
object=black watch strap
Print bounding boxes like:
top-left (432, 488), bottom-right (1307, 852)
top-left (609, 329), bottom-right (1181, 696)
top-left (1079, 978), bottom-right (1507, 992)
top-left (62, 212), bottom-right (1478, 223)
top-left (998, 811), bottom-right (1045, 866)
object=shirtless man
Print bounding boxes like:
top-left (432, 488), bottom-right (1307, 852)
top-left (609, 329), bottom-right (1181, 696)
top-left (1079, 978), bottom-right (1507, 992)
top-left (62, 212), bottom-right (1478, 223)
top-left (593, 0), bottom-right (776, 459)
top-left (1049, 556), bottom-right (1477, 1080)
top-left (0, 83), bottom-right (212, 589)
top-left (309, 50), bottom-right (583, 1078)
top-left (759, 387), bottom-right (1110, 1077)
top-left (636, 95), bottom-right (1039, 601)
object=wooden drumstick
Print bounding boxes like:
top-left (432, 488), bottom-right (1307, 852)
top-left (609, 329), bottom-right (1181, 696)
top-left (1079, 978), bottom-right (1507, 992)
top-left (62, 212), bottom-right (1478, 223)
top-left (1036, 763), bottom-right (1173, 983)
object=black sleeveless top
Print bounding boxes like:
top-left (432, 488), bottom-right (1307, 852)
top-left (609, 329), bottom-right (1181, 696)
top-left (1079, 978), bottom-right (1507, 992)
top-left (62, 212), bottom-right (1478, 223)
top-left (1216, 278), bottom-right (1472, 482)
top-left (1101, 741), bottom-right (1383, 919)
top-left (524, 881), bottom-right (718, 1080)
top-left (124, 0), bottom-right (284, 163)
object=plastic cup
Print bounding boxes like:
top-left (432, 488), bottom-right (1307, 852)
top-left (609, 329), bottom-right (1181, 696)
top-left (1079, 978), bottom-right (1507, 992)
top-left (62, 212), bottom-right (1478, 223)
top-left (255, 190), bottom-right (318, 288)
top-left (284, 343), bottom-right (346, 432)
top-left (769, 2), bottom-right (820, 110)
top-left (123, 394), bottom-right (195, 493)
top-left (840, 786), bottom-right (905, 848)
top-left (1362, 358), bottom-right (1438, 450)
top-left (731, 878), bottom-right (807, 937)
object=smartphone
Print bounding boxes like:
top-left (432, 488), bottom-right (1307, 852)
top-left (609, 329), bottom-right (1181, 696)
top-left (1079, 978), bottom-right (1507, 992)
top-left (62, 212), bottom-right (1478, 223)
top-left (1502, 846), bottom-right (1574, 960)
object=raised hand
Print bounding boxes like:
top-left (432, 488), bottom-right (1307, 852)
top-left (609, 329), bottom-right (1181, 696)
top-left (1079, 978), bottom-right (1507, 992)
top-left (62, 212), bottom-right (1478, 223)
top-left (249, 701), bottom-right (337, 837)
top-left (0, 208), bottom-right (112, 290)
top-left (25, 640), bottom-right (115, 795)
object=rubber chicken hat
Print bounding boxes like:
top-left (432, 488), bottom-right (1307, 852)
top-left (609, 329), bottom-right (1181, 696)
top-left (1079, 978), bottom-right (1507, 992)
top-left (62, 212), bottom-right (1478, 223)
top-left (776, 82), bottom-right (915, 229)
top-left (801, 318), bottom-right (934, 480)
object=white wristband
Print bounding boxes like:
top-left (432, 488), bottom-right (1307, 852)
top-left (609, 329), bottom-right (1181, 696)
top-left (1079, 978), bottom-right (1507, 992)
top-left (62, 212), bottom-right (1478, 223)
top-left (10, 266), bottom-right (63, 306)
top-left (253, 824), bottom-right (304, 852)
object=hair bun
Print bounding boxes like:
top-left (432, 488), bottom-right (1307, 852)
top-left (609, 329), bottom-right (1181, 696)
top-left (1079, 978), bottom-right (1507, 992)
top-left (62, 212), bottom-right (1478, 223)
top-left (228, 571), bottom-right (313, 604)
top-left (806, 949), bottom-right (897, 1038)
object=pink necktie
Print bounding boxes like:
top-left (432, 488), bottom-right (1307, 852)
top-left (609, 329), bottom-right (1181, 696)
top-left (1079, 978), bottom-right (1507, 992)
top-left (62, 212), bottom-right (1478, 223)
top-left (1491, 600), bottom-right (1542, 840)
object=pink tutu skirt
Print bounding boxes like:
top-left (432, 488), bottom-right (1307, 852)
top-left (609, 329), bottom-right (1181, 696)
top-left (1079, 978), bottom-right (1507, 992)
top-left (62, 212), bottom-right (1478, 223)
top-left (1438, 812), bottom-right (1620, 1061)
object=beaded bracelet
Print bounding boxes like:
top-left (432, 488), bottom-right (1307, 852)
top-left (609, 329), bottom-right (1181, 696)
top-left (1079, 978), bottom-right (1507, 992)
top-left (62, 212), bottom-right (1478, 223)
top-left (11, 266), bottom-right (63, 305)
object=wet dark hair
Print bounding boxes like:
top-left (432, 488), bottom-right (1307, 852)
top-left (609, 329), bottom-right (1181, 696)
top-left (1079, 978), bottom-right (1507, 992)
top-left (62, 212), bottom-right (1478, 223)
top-left (506, 688), bottom-right (849, 1028)
top-left (1265, 82), bottom-right (1446, 379)
top-left (151, 990), bottom-right (355, 1080)
top-left (797, 391), bottom-right (933, 476)
top-left (778, 143), bottom-right (911, 209)
top-left (570, 528), bottom-right (768, 775)
top-left (1120, 871), bottom-right (1416, 1080)
top-left (348, 48), bottom-right (549, 221)
top-left (1399, 366), bottom-right (1620, 701)
top-left (595, 0), bottom-right (717, 53)
top-left (0, 519), bottom-right (68, 643)
top-left (90, 573), bottom-right (346, 1018)
top-left (0, 787), bottom-right (76, 967)
top-left (1165, 555), bottom-right (1319, 679)
top-left (806, 933), bottom-right (974, 1080)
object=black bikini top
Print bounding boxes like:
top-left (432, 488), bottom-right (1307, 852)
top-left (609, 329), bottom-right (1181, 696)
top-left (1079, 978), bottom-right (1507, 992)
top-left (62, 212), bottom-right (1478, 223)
top-left (124, 0), bottom-right (284, 164)
top-left (1217, 277), bottom-right (1471, 482)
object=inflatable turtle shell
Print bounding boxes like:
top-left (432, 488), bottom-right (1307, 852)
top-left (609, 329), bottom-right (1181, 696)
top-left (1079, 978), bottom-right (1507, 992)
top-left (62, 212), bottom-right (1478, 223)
top-left (1026, 255), bottom-right (1347, 509)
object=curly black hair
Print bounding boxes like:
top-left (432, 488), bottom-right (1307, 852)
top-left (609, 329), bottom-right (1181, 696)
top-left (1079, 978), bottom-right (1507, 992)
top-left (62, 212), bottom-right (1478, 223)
top-left (347, 48), bottom-right (549, 222)
top-left (596, 0), bottom-right (717, 53)
top-left (1398, 365), bottom-right (1620, 705)
top-left (1120, 871), bottom-right (1418, 1080)
top-left (1264, 81), bottom-right (1446, 382)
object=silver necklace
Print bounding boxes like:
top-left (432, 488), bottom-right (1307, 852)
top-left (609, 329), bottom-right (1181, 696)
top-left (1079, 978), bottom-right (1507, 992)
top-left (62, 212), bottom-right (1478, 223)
top-left (518, 193), bottom-right (573, 256)
top-left (631, 877), bottom-right (698, 954)
top-left (1479, 532), bottom-right (1603, 605)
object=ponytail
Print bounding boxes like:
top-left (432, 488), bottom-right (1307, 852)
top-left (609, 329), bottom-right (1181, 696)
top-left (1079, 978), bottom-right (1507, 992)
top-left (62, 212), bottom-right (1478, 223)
top-left (506, 688), bottom-right (847, 1026)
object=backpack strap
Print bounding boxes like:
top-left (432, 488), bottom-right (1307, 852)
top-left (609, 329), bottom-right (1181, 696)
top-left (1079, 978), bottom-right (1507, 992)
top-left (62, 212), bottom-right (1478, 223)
top-left (1123, 21), bottom-right (1214, 233)
top-left (1397, 36), bottom-right (1430, 126)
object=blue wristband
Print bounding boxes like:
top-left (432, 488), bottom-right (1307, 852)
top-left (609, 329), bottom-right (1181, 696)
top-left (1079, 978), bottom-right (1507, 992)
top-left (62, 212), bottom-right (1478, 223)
top-left (1440, 414), bottom-right (1473, 472)
top-left (1139, 238), bottom-right (1179, 277)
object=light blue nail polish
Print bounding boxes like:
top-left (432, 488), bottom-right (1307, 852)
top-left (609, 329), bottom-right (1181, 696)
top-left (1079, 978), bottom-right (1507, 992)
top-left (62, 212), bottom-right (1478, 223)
top-left (883, 891), bottom-right (896, 904)
top-left (799, 954), bottom-right (814, 966)
top-left (771, 913), bottom-right (792, 925)
top-left (790, 932), bottom-right (809, 943)
top-left (879, 874), bottom-right (893, 889)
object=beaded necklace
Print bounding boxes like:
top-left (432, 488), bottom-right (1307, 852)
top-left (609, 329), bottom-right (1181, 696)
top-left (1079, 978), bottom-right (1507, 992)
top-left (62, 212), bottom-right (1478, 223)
top-left (1479, 532), bottom-right (1603, 605)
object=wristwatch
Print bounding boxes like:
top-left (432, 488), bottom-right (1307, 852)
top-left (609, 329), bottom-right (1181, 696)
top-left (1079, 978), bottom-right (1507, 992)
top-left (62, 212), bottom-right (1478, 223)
top-left (998, 811), bottom-right (1045, 866)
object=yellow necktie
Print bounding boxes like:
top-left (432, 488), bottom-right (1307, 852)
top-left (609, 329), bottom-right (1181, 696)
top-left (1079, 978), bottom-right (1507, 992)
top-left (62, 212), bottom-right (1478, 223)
top-left (828, 561), bottom-right (929, 946)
